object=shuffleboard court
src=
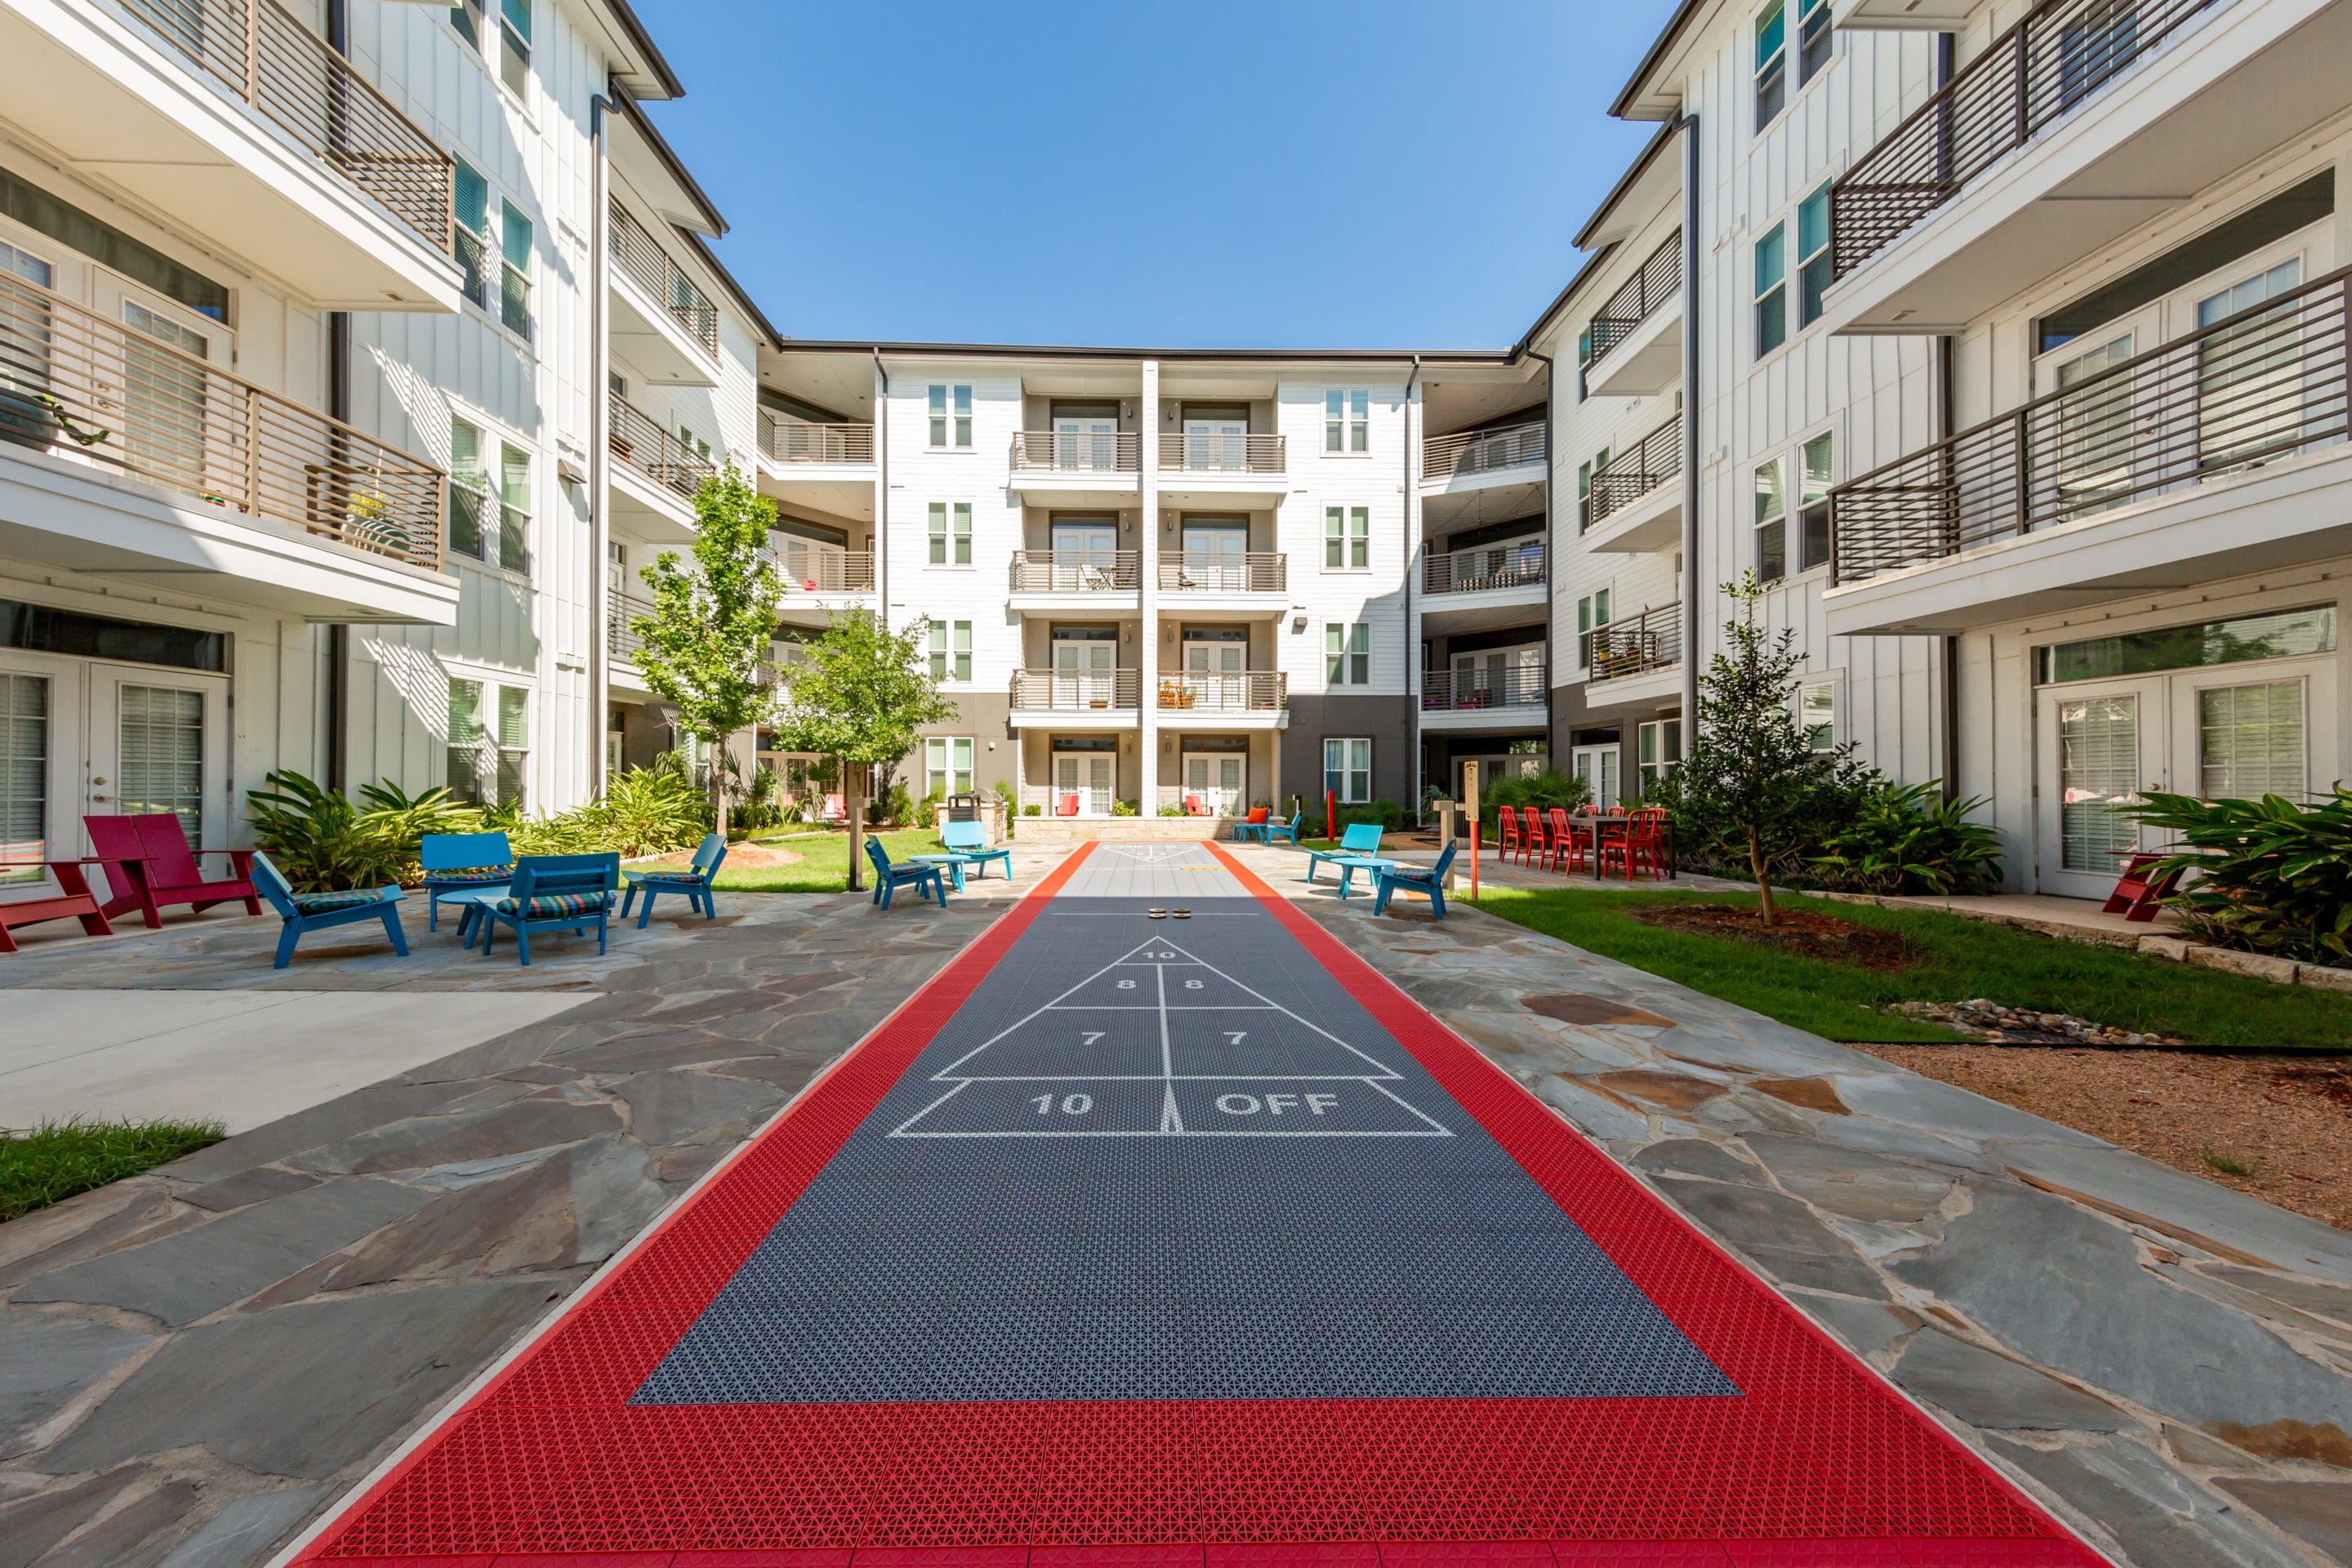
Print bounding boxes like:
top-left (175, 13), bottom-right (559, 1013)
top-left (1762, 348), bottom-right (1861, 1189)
top-left (293, 840), bottom-right (2102, 1566)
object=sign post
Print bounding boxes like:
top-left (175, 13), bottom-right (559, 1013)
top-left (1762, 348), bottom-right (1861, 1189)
top-left (1463, 761), bottom-right (1480, 903)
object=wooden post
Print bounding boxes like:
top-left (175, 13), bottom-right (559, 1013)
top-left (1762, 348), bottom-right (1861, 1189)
top-left (1464, 761), bottom-right (1480, 903)
top-left (844, 758), bottom-right (863, 893)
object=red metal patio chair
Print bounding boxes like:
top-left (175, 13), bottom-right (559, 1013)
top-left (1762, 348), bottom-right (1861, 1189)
top-left (1518, 807), bottom-right (1548, 868)
top-left (2102, 851), bottom-right (2184, 922)
top-left (1496, 805), bottom-right (1521, 862)
top-left (1547, 807), bottom-right (1589, 876)
top-left (83, 813), bottom-right (261, 929)
top-left (1605, 810), bottom-right (1668, 882)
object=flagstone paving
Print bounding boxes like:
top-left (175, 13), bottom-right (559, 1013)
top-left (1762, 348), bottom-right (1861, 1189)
top-left (0, 840), bottom-right (2345, 1566)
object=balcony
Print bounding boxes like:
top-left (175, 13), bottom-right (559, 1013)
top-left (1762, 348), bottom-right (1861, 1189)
top-left (1009, 667), bottom-right (1142, 728)
top-left (1156, 670), bottom-right (1289, 722)
top-left (0, 270), bottom-right (455, 622)
top-left (1586, 231), bottom-right (1682, 398)
top-left (1422, 538), bottom-right (1546, 630)
top-left (1422, 421), bottom-right (1547, 491)
top-left (0, 0), bottom-right (460, 310)
top-left (608, 590), bottom-right (654, 689)
top-left (1583, 416), bottom-right (1684, 552)
top-left (1827, 263), bottom-right (2352, 635)
top-left (608, 394), bottom-right (715, 523)
top-left (1157, 431), bottom-right (1287, 506)
top-left (1156, 552), bottom-right (1287, 616)
top-left (1823, 0), bottom-right (2352, 332)
top-left (1419, 663), bottom-right (1548, 730)
top-left (609, 201), bottom-right (719, 385)
top-left (1585, 604), bottom-right (1684, 709)
top-left (761, 412), bottom-right (875, 467)
top-left (1008, 550), bottom-right (1141, 608)
top-left (1006, 430), bottom-right (1140, 506)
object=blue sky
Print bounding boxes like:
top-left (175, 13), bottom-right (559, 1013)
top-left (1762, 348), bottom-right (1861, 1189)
top-left (631, 1), bottom-right (1671, 349)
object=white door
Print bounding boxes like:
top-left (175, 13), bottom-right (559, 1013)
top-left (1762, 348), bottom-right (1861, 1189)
top-left (1054, 415), bottom-right (1118, 471)
top-left (1570, 743), bottom-right (1619, 811)
top-left (1052, 751), bottom-right (1114, 815)
top-left (1052, 639), bottom-right (1116, 708)
top-left (1180, 523), bottom-right (1249, 590)
top-left (1183, 416), bottom-right (1246, 471)
top-left (0, 653), bottom-right (77, 905)
top-left (1183, 753), bottom-right (1245, 816)
top-left (2035, 679), bottom-right (2169, 898)
top-left (2172, 659), bottom-right (2334, 808)
top-left (1049, 521), bottom-right (1118, 589)
top-left (1184, 637), bottom-right (1246, 709)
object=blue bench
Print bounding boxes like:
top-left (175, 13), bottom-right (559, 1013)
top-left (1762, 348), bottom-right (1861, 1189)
top-left (467, 853), bottom-right (618, 964)
top-left (940, 821), bottom-right (1013, 881)
top-left (420, 831), bottom-right (511, 933)
top-left (621, 832), bottom-right (728, 928)
top-left (250, 851), bottom-right (408, 969)
top-left (866, 837), bottom-right (950, 911)
top-left (1303, 822), bottom-right (1383, 884)
top-left (1373, 840), bottom-right (1460, 919)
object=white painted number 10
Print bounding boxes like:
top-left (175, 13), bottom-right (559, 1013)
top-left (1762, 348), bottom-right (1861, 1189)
top-left (1031, 1093), bottom-right (1094, 1116)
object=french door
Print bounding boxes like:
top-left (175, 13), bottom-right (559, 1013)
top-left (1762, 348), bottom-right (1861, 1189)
top-left (1183, 635), bottom-right (1246, 709)
top-left (1052, 751), bottom-right (1115, 816)
top-left (1183, 753), bottom-right (1245, 817)
top-left (1051, 638), bottom-right (1116, 708)
top-left (1053, 415), bottom-right (1119, 472)
top-left (1182, 416), bottom-right (1246, 471)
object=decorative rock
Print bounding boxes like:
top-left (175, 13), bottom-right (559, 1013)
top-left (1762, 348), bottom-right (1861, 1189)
top-left (1883, 997), bottom-right (2187, 1048)
top-left (2189, 947), bottom-right (2301, 985)
top-left (2301, 962), bottom-right (2352, 995)
top-left (2138, 935), bottom-right (2192, 963)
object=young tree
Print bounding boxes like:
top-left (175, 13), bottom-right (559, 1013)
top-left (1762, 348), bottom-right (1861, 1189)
top-left (1651, 572), bottom-right (1871, 925)
top-left (767, 607), bottom-right (956, 818)
top-left (630, 464), bottom-right (783, 838)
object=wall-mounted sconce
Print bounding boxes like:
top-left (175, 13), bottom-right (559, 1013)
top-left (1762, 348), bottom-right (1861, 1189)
top-left (1291, 614), bottom-right (1308, 633)
top-left (1164, 628), bottom-right (1175, 644)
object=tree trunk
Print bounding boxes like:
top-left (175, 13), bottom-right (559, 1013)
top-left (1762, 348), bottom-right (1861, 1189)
top-left (1748, 826), bottom-right (1775, 926)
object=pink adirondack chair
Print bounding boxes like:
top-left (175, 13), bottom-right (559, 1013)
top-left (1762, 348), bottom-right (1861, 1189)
top-left (83, 813), bottom-right (260, 929)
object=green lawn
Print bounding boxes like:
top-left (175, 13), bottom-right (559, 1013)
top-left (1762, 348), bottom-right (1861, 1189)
top-left (717, 829), bottom-right (957, 893)
top-left (2, 1118), bottom-right (225, 1222)
top-left (1471, 886), bottom-right (2352, 1050)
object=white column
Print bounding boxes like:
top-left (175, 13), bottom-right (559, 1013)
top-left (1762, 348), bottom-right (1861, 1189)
top-left (1138, 359), bottom-right (1160, 811)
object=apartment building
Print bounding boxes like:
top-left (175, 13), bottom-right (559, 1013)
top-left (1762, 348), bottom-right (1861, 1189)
top-left (0, 0), bottom-right (766, 894)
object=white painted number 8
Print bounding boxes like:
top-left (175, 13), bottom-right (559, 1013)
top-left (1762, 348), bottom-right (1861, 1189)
top-left (1118, 979), bottom-right (1136, 990)
top-left (1185, 979), bottom-right (1203, 990)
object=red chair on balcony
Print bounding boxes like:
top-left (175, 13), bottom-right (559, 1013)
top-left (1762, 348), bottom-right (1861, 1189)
top-left (83, 813), bottom-right (261, 929)
top-left (1496, 805), bottom-right (1521, 862)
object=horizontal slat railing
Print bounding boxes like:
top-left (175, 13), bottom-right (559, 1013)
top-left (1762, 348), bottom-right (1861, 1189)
top-left (1832, 0), bottom-right (2227, 282)
top-left (608, 591), bottom-right (655, 665)
top-left (760, 412), bottom-right (874, 464)
top-left (608, 394), bottom-right (715, 501)
top-left (1830, 262), bottom-right (2352, 585)
top-left (118, 0), bottom-right (452, 252)
top-left (1010, 667), bottom-right (1142, 710)
top-left (1588, 604), bottom-right (1682, 682)
top-left (1009, 550), bottom-right (1139, 591)
top-left (1009, 430), bottom-right (1140, 472)
top-left (1425, 538), bottom-right (1544, 594)
top-left (775, 547), bottom-right (873, 593)
top-left (1589, 231), bottom-right (1682, 361)
top-left (608, 201), bottom-right (719, 354)
top-left (1158, 551), bottom-right (1285, 592)
top-left (1420, 664), bottom-right (1548, 712)
top-left (1588, 416), bottom-right (1683, 529)
top-left (1423, 421), bottom-right (1547, 479)
top-left (0, 270), bottom-right (444, 568)
top-left (1156, 670), bottom-right (1287, 712)
top-left (1159, 432), bottom-right (1285, 474)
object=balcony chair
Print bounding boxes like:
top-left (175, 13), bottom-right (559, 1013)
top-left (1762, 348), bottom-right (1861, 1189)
top-left (1304, 822), bottom-right (1383, 884)
top-left (249, 852), bottom-right (408, 969)
top-left (621, 832), bottom-right (728, 927)
top-left (470, 853), bottom-right (619, 964)
top-left (420, 831), bottom-right (512, 932)
top-left (82, 813), bottom-right (261, 929)
top-left (939, 821), bottom-right (1013, 882)
top-left (865, 837), bottom-right (950, 911)
top-left (1373, 840), bottom-right (1459, 920)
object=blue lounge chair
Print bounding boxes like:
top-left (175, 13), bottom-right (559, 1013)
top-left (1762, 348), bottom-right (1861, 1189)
top-left (1303, 822), bottom-right (1384, 884)
top-left (420, 831), bottom-right (512, 932)
top-left (866, 836), bottom-right (949, 911)
top-left (1373, 840), bottom-right (1459, 919)
top-left (1263, 810), bottom-right (1304, 847)
top-left (620, 833), bottom-right (728, 928)
top-left (939, 821), bottom-right (1013, 881)
top-left (472, 853), bottom-right (618, 964)
top-left (249, 851), bottom-right (408, 969)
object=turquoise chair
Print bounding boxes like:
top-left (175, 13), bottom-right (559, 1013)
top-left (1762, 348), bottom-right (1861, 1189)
top-left (1303, 822), bottom-right (1384, 884)
top-left (939, 821), bottom-right (1013, 881)
top-left (248, 852), bottom-right (408, 969)
top-left (1263, 811), bottom-right (1304, 847)
top-left (472, 853), bottom-right (618, 964)
top-left (1373, 840), bottom-right (1459, 919)
top-left (866, 837), bottom-right (949, 911)
top-left (420, 831), bottom-right (512, 932)
top-left (620, 833), bottom-right (727, 928)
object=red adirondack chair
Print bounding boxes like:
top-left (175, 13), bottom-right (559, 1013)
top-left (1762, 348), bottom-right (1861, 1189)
top-left (0, 861), bottom-right (114, 952)
top-left (2102, 851), bottom-right (2184, 922)
top-left (83, 813), bottom-right (261, 929)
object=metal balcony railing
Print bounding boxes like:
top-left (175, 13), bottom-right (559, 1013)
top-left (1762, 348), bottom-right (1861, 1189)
top-left (1009, 430), bottom-right (1140, 473)
top-left (0, 270), bottom-right (444, 568)
top-left (1830, 261), bottom-right (2351, 585)
top-left (1832, 0), bottom-right (2228, 283)
top-left (608, 201), bottom-right (719, 354)
top-left (1420, 664), bottom-right (1548, 712)
top-left (608, 590), bottom-right (655, 665)
top-left (608, 394), bottom-right (715, 501)
top-left (775, 546), bottom-right (874, 593)
top-left (1009, 550), bottom-right (1140, 592)
top-left (1010, 667), bottom-right (1142, 711)
top-left (1159, 431), bottom-right (1285, 474)
top-left (1588, 231), bottom-right (1682, 362)
top-left (118, 0), bottom-right (452, 252)
top-left (1158, 551), bottom-right (1285, 592)
top-left (1423, 421), bottom-right (1547, 479)
top-left (1425, 538), bottom-right (1544, 594)
top-left (1587, 416), bottom-right (1683, 530)
top-left (1156, 670), bottom-right (1287, 712)
top-left (1588, 604), bottom-right (1682, 683)
top-left (760, 411), bottom-right (874, 464)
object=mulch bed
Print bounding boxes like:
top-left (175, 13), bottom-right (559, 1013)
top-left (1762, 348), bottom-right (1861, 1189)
top-left (1624, 902), bottom-right (1922, 972)
top-left (1855, 1043), bottom-right (2352, 1232)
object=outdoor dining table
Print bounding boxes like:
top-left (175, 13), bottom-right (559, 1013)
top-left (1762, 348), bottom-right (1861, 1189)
top-left (1562, 813), bottom-right (1677, 880)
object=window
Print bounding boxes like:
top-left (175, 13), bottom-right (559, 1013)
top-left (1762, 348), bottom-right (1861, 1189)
top-left (1797, 184), bottom-right (1832, 327)
top-left (928, 501), bottom-right (972, 565)
top-left (450, 0), bottom-right (483, 48)
top-left (498, 0), bottom-right (530, 97)
top-left (453, 159), bottom-right (490, 308)
top-left (929, 620), bottom-right (972, 682)
top-left (497, 685), bottom-right (529, 805)
top-left (1575, 327), bottom-right (1592, 401)
top-left (1571, 744), bottom-right (1619, 811)
top-left (1325, 622), bottom-right (1370, 687)
top-left (1800, 681), bottom-right (1836, 752)
top-left (678, 425), bottom-right (710, 461)
top-left (1637, 719), bottom-right (1682, 797)
top-left (1, 672), bottom-right (48, 886)
top-left (445, 677), bottom-right (528, 808)
top-left (1755, 0), bottom-right (1787, 125)
top-left (448, 415), bottom-right (486, 560)
top-left (1798, 432), bottom-right (1833, 572)
top-left (929, 384), bottom-right (972, 448)
top-left (2038, 605), bottom-right (2336, 683)
top-left (1755, 457), bottom-right (1787, 583)
top-left (1577, 589), bottom-right (1612, 667)
top-left (1325, 389), bottom-right (1369, 453)
top-left (924, 736), bottom-right (975, 797)
top-left (1797, 0), bottom-right (1833, 83)
top-left (499, 198), bottom-right (532, 340)
top-left (1324, 506), bottom-right (1369, 569)
top-left (1755, 222), bottom-right (1788, 356)
top-left (1575, 459), bottom-right (1592, 532)
top-left (1324, 737), bottom-right (1371, 804)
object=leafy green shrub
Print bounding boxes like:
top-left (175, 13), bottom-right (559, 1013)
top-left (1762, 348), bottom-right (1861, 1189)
top-left (2130, 786), bottom-right (2352, 967)
top-left (1111, 798), bottom-right (1138, 817)
top-left (875, 781), bottom-right (915, 828)
top-left (1022, 803), bottom-right (1041, 817)
top-left (1339, 798), bottom-right (1405, 831)
top-left (590, 767), bottom-right (710, 858)
top-left (1479, 768), bottom-right (1588, 834)
top-left (1806, 781), bottom-right (2003, 895)
top-left (247, 770), bottom-right (475, 891)
top-left (1158, 802), bottom-right (1192, 817)
top-left (916, 786), bottom-right (946, 829)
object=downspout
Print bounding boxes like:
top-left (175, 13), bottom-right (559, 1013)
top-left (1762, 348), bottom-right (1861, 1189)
top-left (1520, 345), bottom-right (1555, 773)
top-left (1403, 354), bottom-right (1419, 819)
top-left (1934, 31), bottom-right (1962, 805)
top-left (849, 346), bottom-right (889, 895)
top-left (323, 0), bottom-right (351, 793)
top-left (1677, 114), bottom-right (1703, 733)
top-left (588, 88), bottom-right (612, 796)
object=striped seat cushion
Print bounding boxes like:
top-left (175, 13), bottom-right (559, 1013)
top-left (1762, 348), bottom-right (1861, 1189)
top-left (427, 866), bottom-right (512, 884)
top-left (294, 891), bottom-right (381, 915)
top-left (494, 892), bottom-right (610, 918)
top-left (634, 868), bottom-right (706, 884)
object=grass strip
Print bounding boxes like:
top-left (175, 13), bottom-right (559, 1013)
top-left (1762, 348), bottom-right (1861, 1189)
top-left (715, 830), bottom-right (965, 894)
top-left (1, 1117), bottom-right (225, 1223)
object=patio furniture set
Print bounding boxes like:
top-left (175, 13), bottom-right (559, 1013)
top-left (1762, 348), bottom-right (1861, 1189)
top-left (1496, 804), bottom-right (1673, 881)
top-left (866, 822), bottom-right (1014, 911)
top-left (1298, 822), bottom-right (1459, 918)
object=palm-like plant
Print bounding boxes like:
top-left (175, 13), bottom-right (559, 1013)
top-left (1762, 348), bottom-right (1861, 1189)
top-left (2129, 786), bottom-right (2352, 966)
top-left (1807, 782), bottom-right (2004, 896)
